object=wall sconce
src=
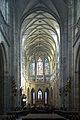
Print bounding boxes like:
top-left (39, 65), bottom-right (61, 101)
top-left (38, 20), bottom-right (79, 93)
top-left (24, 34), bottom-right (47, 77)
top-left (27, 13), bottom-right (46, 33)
top-left (20, 86), bottom-right (22, 96)
top-left (21, 94), bottom-right (27, 107)
top-left (12, 86), bottom-right (17, 96)
top-left (14, 87), bottom-right (17, 96)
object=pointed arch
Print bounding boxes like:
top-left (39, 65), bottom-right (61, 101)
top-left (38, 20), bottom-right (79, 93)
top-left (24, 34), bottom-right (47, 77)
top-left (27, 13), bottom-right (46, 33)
top-left (37, 88), bottom-right (43, 100)
top-left (44, 88), bottom-right (49, 105)
top-left (31, 88), bottom-right (36, 105)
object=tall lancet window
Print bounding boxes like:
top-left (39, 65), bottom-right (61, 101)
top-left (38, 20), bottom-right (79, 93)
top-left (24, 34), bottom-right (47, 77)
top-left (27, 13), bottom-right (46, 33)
top-left (30, 59), bottom-right (35, 76)
top-left (37, 57), bottom-right (43, 75)
top-left (31, 89), bottom-right (36, 104)
top-left (44, 88), bottom-right (49, 104)
top-left (44, 58), bottom-right (50, 75)
top-left (45, 92), bottom-right (48, 104)
top-left (33, 92), bottom-right (36, 104)
top-left (38, 90), bottom-right (42, 100)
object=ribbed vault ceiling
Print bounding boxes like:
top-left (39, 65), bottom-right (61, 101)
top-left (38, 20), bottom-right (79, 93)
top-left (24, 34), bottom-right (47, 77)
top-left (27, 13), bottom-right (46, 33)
top-left (21, 11), bottom-right (60, 61)
top-left (15, 0), bottom-right (67, 62)
top-left (16, 0), bottom-right (67, 63)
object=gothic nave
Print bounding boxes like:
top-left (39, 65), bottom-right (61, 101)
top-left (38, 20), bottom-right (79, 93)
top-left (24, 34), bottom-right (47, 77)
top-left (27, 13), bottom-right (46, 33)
top-left (0, 0), bottom-right (80, 119)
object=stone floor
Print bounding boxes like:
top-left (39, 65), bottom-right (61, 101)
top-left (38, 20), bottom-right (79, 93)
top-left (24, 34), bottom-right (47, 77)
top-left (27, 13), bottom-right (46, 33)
top-left (16, 113), bottom-right (67, 120)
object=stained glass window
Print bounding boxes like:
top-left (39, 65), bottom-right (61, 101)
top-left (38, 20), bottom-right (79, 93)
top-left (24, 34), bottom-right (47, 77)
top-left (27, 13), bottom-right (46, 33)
top-left (37, 57), bottom-right (43, 75)
top-left (44, 58), bottom-right (50, 75)
top-left (30, 59), bottom-right (35, 76)
top-left (29, 57), bottom-right (50, 80)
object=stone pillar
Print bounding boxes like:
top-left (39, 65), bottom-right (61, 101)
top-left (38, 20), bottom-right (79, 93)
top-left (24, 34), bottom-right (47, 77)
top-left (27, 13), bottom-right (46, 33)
top-left (12, 0), bottom-right (21, 107)
top-left (67, 0), bottom-right (74, 110)
top-left (60, 0), bottom-right (74, 110)
top-left (60, 19), bottom-right (68, 109)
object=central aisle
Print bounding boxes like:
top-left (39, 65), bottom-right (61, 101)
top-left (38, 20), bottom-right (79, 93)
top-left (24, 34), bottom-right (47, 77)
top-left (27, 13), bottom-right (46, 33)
top-left (16, 113), bottom-right (67, 120)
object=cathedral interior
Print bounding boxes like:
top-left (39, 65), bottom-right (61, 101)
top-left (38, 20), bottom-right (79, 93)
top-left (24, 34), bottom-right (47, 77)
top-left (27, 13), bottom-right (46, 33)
top-left (0, 0), bottom-right (80, 119)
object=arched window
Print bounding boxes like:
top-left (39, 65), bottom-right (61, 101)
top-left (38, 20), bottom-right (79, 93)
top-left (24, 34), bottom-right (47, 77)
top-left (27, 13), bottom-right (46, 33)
top-left (31, 88), bottom-right (36, 104)
top-left (29, 57), bottom-right (50, 81)
top-left (30, 59), bottom-right (35, 76)
top-left (45, 92), bottom-right (48, 104)
top-left (33, 92), bottom-right (36, 104)
top-left (37, 57), bottom-right (43, 75)
top-left (44, 58), bottom-right (50, 75)
top-left (38, 89), bottom-right (42, 100)
top-left (44, 88), bottom-right (49, 104)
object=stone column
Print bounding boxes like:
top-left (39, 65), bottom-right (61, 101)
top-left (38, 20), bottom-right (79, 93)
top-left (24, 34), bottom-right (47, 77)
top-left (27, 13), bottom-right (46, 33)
top-left (60, 0), bottom-right (74, 110)
top-left (60, 19), bottom-right (68, 109)
top-left (67, 0), bottom-right (74, 110)
top-left (12, 0), bottom-right (21, 107)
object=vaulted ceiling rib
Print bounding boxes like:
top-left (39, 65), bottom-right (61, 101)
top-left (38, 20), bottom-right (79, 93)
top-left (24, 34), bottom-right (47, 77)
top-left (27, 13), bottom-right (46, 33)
top-left (21, 10), bottom-right (60, 62)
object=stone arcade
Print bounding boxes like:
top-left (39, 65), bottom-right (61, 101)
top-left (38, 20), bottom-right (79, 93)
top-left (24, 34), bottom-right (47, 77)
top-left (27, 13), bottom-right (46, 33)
top-left (0, 0), bottom-right (80, 119)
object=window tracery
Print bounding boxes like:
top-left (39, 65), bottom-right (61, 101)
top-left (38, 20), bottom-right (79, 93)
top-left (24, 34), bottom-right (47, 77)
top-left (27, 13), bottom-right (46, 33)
top-left (29, 57), bottom-right (50, 81)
